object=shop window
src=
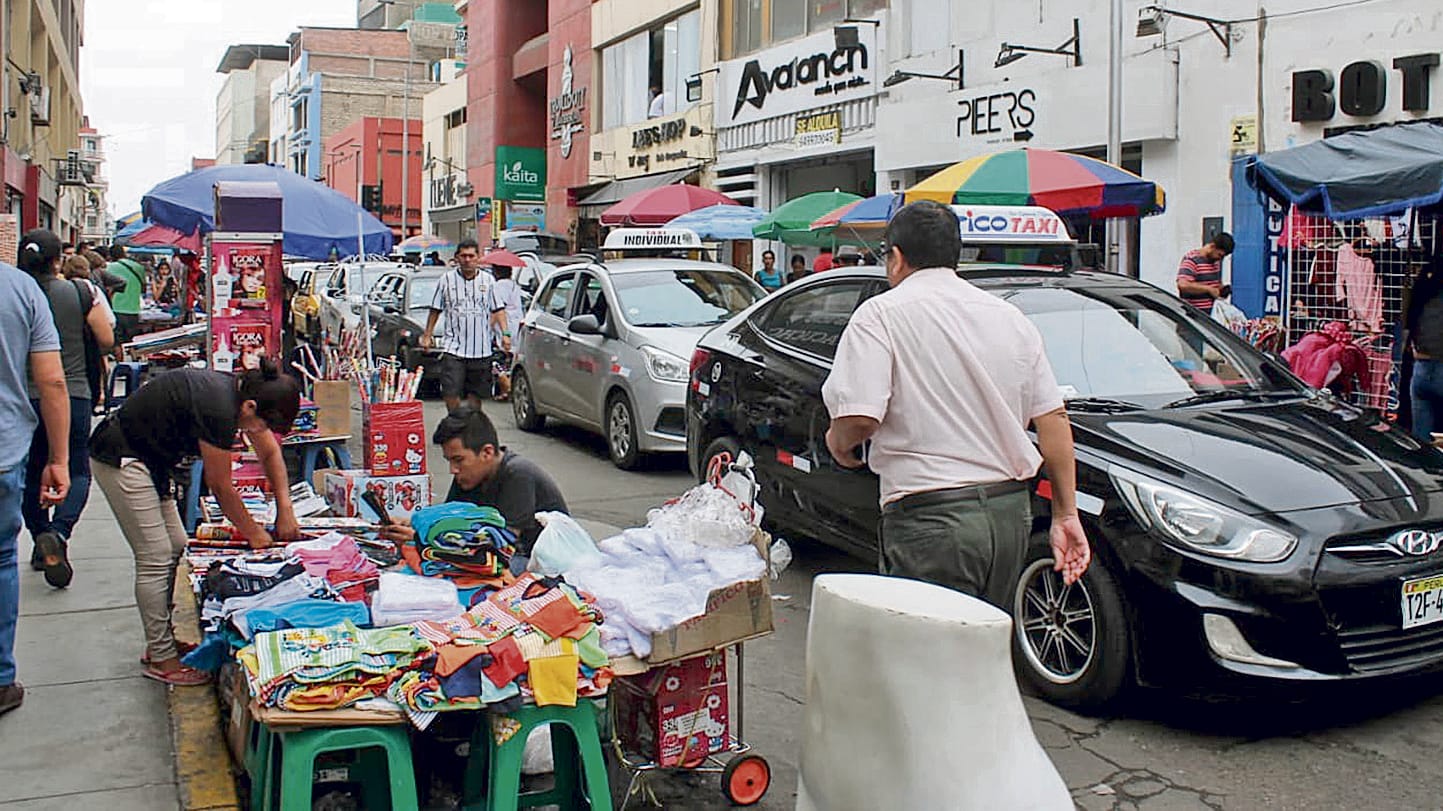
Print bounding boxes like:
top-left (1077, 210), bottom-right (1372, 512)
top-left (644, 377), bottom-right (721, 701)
top-left (601, 9), bottom-right (700, 130)
top-left (757, 281), bottom-right (871, 360)
top-left (727, 0), bottom-right (889, 59)
top-left (729, 0), bottom-right (764, 60)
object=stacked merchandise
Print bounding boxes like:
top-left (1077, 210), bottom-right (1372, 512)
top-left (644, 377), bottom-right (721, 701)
top-left (402, 504), bottom-right (517, 594)
top-left (200, 481), bottom-right (329, 524)
top-left (240, 622), bottom-right (430, 712)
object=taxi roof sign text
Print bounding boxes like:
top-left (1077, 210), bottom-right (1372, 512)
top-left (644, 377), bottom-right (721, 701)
top-left (603, 228), bottom-right (705, 251)
top-left (950, 205), bottom-right (1074, 243)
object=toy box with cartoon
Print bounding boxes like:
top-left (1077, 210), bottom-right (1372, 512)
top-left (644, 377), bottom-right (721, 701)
top-left (365, 401), bottom-right (426, 476)
top-left (613, 652), bottom-right (730, 767)
top-left (322, 470), bottom-right (431, 522)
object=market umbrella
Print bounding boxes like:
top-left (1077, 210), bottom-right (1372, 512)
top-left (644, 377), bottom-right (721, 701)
top-left (905, 148), bottom-right (1166, 219)
top-left (480, 248), bottom-right (526, 268)
top-left (664, 204), bottom-right (767, 240)
top-left (115, 210), bottom-right (144, 232)
top-left (397, 234), bottom-right (455, 254)
top-left (751, 190), bottom-right (863, 246)
top-left (141, 163), bottom-right (394, 260)
top-left (1250, 121), bottom-right (1443, 219)
top-left (808, 193), bottom-right (900, 244)
top-left (124, 222), bottom-right (202, 253)
top-left (600, 184), bottom-right (738, 227)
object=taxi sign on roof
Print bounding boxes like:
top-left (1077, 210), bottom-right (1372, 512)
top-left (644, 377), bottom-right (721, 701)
top-left (950, 205), bottom-right (1074, 243)
top-left (603, 228), bottom-right (704, 251)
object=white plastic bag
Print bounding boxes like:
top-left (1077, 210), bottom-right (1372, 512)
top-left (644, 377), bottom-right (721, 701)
top-left (768, 539), bottom-right (793, 580)
top-left (1211, 297), bottom-right (1248, 334)
top-left (521, 726), bottom-right (554, 775)
top-left (529, 512), bottom-right (601, 576)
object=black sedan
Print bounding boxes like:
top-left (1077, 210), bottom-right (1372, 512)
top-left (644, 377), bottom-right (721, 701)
top-left (687, 266), bottom-right (1443, 709)
top-left (366, 268), bottom-right (447, 383)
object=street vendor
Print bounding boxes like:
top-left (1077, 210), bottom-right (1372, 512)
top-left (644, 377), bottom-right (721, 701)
top-left (89, 360), bottom-right (303, 686)
top-left (378, 406), bottom-right (567, 557)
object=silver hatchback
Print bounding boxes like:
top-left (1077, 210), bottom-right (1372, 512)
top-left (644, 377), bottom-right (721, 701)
top-left (511, 256), bottom-right (763, 469)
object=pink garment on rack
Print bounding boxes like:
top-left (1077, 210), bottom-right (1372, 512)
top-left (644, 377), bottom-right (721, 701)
top-left (1282, 322), bottom-right (1371, 395)
top-left (1334, 243), bottom-right (1382, 333)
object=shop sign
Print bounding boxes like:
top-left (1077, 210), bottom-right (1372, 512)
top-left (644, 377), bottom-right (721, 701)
top-left (1292, 53), bottom-right (1438, 122)
top-left (717, 25), bottom-right (878, 128)
top-left (429, 173), bottom-right (465, 209)
top-left (454, 25), bottom-right (468, 61)
top-left (956, 89), bottom-right (1036, 140)
top-left (793, 110), bottom-right (841, 148)
top-left (627, 116), bottom-right (692, 172)
top-left (495, 145), bottom-right (546, 202)
top-left (505, 202), bottom-right (546, 233)
top-left (1261, 195), bottom-right (1288, 317)
top-left (475, 197), bottom-right (493, 225)
top-left (1229, 115), bottom-right (1258, 155)
top-left (407, 21), bottom-right (459, 50)
top-left (550, 45), bottom-right (588, 159)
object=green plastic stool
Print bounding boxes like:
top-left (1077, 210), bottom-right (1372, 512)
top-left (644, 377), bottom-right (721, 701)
top-left (258, 725), bottom-right (420, 811)
top-left (464, 700), bottom-right (613, 811)
top-left (243, 715), bottom-right (272, 811)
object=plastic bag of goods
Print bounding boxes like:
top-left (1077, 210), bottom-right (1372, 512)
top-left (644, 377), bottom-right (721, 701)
top-left (527, 511), bottom-right (601, 576)
top-left (646, 483), bottom-right (755, 549)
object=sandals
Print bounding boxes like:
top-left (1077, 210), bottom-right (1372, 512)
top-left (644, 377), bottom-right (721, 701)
top-left (140, 640), bottom-right (199, 665)
top-left (141, 663), bottom-right (211, 686)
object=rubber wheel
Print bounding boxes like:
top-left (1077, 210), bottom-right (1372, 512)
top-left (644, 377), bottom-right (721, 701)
top-left (511, 368), bottom-right (544, 431)
top-left (1012, 547), bottom-right (1131, 713)
top-left (721, 754), bottom-right (771, 806)
top-left (606, 392), bottom-right (642, 470)
top-left (700, 435), bottom-right (742, 484)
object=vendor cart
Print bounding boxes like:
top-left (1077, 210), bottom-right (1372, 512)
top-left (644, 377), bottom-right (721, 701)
top-left (608, 642), bottom-right (772, 808)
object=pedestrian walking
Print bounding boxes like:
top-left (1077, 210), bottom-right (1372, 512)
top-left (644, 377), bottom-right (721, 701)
top-left (84, 249), bottom-right (126, 302)
top-left (1175, 232), bottom-right (1234, 312)
top-left (106, 244), bottom-right (148, 350)
top-left (822, 200), bottom-right (1090, 608)
top-left (0, 231), bottom-right (73, 716)
top-left (19, 235), bottom-right (114, 589)
top-left (754, 250), bottom-right (784, 292)
top-left (420, 238), bottom-right (510, 413)
top-left (89, 362), bottom-right (303, 685)
top-left (1405, 256), bottom-right (1443, 442)
top-left (491, 261), bottom-right (525, 401)
top-left (812, 246), bottom-right (835, 273)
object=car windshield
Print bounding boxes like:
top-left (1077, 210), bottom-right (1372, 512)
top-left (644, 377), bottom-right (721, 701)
top-left (997, 285), bottom-right (1301, 409)
top-left (612, 269), bottom-right (763, 327)
top-left (408, 277), bottom-right (440, 310)
top-left (353, 267), bottom-right (392, 296)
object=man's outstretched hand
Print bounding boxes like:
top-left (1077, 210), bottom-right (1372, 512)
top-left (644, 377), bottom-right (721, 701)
top-left (1050, 513), bottom-right (1091, 585)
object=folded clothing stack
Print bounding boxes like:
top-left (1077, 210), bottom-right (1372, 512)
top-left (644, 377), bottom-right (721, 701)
top-left (402, 503), bottom-right (518, 589)
top-left (240, 621), bottom-right (432, 712)
top-left (287, 535), bottom-right (382, 603)
top-left (199, 555), bottom-right (339, 637)
top-left (371, 571), bottom-right (463, 626)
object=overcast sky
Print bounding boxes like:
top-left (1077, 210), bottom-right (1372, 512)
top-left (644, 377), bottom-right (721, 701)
top-left (80, 0), bottom-right (356, 220)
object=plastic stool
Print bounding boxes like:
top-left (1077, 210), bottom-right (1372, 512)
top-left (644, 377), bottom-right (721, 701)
top-left (258, 725), bottom-right (419, 811)
top-left (296, 438), bottom-right (353, 484)
top-left (107, 361), bottom-right (148, 411)
top-left (463, 701), bottom-right (612, 811)
top-left (243, 716), bottom-right (271, 811)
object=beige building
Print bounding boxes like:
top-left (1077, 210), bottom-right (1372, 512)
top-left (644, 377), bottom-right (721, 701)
top-left (420, 60), bottom-right (472, 243)
top-left (215, 45), bottom-right (290, 165)
top-left (77, 122), bottom-right (108, 244)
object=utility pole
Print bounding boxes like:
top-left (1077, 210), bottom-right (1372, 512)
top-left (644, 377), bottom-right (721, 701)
top-left (402, 31), bottom-right (413, 239)
top-left (1106, 0), bottom-right (1123, 274)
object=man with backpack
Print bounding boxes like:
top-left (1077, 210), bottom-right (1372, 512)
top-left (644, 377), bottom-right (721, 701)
top-left (18, 230), bottom-right (114, 588)
top-left (106, 244), bottom-right (147, 350)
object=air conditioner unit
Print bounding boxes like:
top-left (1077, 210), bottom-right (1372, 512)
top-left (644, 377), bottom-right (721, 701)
top-left (29, 86), bottom-right (50, 126)
top-left (456, 182), bottom-right (474, 198)
top-left (55, 150), bottom-right (88, 186)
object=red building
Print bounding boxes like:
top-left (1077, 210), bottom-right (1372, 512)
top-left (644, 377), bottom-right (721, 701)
top-left (324, 117), bottom-right (424, 240)
top-left (465, 0), bottom-right (591, 244)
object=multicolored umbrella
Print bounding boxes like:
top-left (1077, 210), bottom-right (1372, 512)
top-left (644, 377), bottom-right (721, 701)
top-left (398, 234), bottom-right (456, 253)
top-left (751, 190), bottom-right (863, 246)
top-left (601, 184), bottom-right (738, 227)
top-left (665, 204), bottom-right (767, 240)
top-left (905, 148), bottom-right (1165, 218)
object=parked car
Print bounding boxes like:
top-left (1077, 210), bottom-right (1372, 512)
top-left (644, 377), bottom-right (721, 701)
top-left (511, 228), bottom-right (765, 469)
top-left (688, 232), bottom-right (1443, 710)
top-left (499, 229), bottom-right (572, 257)
top-left (366, 267), bottom-right (447, 382)
top-left (316, 261), bottom-right (410, 344)
top-left (288, 262), bottom-right (337, 342)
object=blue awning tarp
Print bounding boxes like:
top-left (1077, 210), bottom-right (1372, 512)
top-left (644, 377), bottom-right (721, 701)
top-left (141, 163), bottom-right (394, 260)
top-left (1250, 121), bottom-right (1443, 219)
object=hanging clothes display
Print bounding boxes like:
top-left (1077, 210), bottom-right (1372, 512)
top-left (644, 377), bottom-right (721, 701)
top-left (1335, 242), bottom-right (1383, 333)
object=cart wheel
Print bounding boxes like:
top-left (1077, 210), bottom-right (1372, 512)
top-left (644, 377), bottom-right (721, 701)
top-left (721, 754), bottom-right (771, 806)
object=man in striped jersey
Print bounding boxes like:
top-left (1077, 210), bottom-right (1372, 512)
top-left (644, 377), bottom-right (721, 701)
top-left (421, 239), bottom-right (510, 412)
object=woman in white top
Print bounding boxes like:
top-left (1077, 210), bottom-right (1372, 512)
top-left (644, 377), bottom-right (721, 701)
top-left (490, 262), bottom-right (526, 400)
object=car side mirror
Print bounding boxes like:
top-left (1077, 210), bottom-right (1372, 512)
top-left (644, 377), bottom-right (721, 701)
top-left (568, 314), bottom-right (602, 335)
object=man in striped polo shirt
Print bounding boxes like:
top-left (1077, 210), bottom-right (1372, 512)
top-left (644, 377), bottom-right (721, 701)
top-left (421, 239), bottom-right (510, 412)
top-left (1175, 232), bottom-right (1234, 312)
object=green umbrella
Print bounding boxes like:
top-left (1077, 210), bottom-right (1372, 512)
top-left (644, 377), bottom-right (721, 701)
top-left (751, 190), bottom-right (863, 246)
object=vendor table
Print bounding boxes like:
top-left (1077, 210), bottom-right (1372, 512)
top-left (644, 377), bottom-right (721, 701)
top-left (181, 435), bottom-right (352, 532)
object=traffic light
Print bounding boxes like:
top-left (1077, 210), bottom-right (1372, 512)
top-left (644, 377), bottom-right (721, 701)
top-left (361, 184), bottom-right (383, 213)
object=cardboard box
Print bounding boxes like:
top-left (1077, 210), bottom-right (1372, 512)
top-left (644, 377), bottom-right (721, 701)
top-left (613, 652), bottom-right (730, 767)
top-left (218, 663), bottom-right (252, 766)
top-left (312, 380), bottom-right (353, 437)
top-left (322, 470), bottom-right (432, 522)
top-left (645, 531), bottom-right (773, 665)
top-left (365, 401), bottom-right (426, 476)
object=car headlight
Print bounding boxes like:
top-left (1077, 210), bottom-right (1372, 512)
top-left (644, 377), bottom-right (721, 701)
top-left (1110, 467), bottom-right (1297, 562)
top-left (641, 346), bottom-right (689, 383)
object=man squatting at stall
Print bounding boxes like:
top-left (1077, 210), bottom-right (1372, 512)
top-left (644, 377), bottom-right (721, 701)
top-left (379, 406), bottom-right (567, 565)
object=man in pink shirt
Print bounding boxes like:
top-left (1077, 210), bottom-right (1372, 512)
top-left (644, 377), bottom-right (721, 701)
top-left (821, 201), bottom-right (1090, 607)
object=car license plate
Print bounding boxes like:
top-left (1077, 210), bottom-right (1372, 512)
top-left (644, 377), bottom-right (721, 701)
top-left (1401, 573), bottom-right (1443, 629)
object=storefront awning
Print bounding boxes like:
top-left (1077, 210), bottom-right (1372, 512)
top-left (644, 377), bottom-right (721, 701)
top-left (428, 204), bottom-right (474, 224)
top-left (1250, 121), bottom-right (1443, 219)
top-left (576, 167), bottom-right (698, 218)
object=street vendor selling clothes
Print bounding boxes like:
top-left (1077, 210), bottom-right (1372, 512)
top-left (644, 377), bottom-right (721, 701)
top-left (90, 360), bottom-right (303, 685)
top-left (378, 406), bottom-right (566, 561)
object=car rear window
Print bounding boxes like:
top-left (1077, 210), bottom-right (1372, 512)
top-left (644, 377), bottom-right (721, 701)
top-left (757, 281), bottom-right (871, 359)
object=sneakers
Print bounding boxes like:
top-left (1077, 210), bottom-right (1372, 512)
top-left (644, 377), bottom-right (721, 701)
top-left (34, 532), bottom-right (73, 589)
top-left (141, 664), bottom-right (211, 686)
top-left (0, 683), bottom-right (22, 715)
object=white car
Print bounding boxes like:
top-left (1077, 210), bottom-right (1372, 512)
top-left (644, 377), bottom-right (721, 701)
top-left (316, 261), bottom-right (412, 344)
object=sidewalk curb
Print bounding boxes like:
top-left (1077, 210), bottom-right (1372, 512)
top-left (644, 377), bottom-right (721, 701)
top-left (169, 563), bottom-right (242, 811)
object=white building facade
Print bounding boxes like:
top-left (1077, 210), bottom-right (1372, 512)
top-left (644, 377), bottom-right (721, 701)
top-left (421, 60), bottom-right (472, 243)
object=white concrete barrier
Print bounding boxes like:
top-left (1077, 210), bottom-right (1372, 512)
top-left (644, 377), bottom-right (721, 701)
top-left (796, 573), bottom-right (1071, 811)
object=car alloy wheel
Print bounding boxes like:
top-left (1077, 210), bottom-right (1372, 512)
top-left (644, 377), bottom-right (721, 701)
top-left (512, 369), bottom-right (543, 431)
top-left (1015, 558), bottom-right (1097, 685)
top-left (608, 393), bottom-right (640, 469)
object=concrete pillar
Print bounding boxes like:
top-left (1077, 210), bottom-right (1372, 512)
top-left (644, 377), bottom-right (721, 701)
top-left (797, 574), bottom-right (1071, 811)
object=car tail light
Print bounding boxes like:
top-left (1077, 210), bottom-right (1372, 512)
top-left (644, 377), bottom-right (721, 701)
top-left (689, 348), bottom-right (712, 394)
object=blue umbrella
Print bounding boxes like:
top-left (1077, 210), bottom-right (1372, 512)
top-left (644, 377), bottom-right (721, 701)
top-left (141, 163), bottom-right (394, 260)
top-left (665, 204), bottom-right (767, 240)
